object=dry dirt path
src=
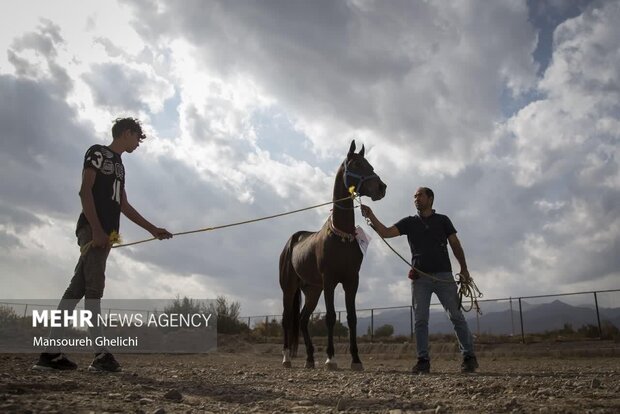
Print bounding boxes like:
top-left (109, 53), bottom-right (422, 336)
top-left (1, 342), bottom-right (619, 413)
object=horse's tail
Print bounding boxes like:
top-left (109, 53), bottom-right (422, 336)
top-left (280, 231), bottom-right (305, 358)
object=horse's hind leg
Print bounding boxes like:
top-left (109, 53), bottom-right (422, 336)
top-left (281, 283), bottom-right (300, 367)
top-left (343, 280), bottom-right (364, 371)
top-left (299, 285), bottom-right (322, 368)
top-left (281, 291), bottom-right (292, 367)
top-left (280, 244), bottom-right (301, 367)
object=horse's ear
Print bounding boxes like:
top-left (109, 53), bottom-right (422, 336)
top-left (348, 140), bottom-right (356, 155)
top-left (359, 145), bottom-right (365, 157)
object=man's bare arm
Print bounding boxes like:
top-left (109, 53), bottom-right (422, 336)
top-left (448, 233), bottom-right (469, 279)
top-left (120, 189), bottom-right (172, 240)
top-left (360, 205), bottom-right (400, 238)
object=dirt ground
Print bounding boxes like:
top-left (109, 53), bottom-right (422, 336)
top-left (0, 339), bottom-right (618, 413)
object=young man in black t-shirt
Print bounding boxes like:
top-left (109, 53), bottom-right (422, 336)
top-left (33, 118), bottom-right (173, 372)
top-left (361, 187), bottom-right (478, 373)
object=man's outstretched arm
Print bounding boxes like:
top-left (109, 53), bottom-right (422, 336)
top-left (360, 205), bottom-right (400, 238)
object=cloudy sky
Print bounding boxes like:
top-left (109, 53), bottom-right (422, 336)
top-left (1, 0), bottom-right (618, 318)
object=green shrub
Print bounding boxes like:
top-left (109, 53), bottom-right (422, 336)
top-left (253, 318), bottom-right (282, 337)
top-left (374, 324), bottom-right (395, 338)
top-left (206, 296), bottom-right (249, 334)
top-left (0, 305), bottom-right (20, 334)
top-left (308, 314), bottom-right (349, 337)
top-left (163, 295), bottom-right (249, 334)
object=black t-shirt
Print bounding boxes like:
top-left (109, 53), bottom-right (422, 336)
top-left (394, 212), bottom-right (457, 273)
top-left (76, 145), bottom-right (125, 235)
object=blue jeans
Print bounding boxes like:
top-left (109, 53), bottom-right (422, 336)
top-left (411, 272), bottom-right (475, 360)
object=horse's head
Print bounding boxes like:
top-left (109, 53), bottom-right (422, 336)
top-left (343, 140), bottom-right (387, 201)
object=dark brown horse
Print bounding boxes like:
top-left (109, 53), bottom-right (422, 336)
top-left (280, 140), bottom-right (386, 370)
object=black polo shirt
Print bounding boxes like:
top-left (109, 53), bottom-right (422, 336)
top-left (394, 212), bottom-right (456, 273)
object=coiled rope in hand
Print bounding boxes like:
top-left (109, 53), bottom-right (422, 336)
top-left (353, 195), bottom-right (483, 314)
top-left (455, 273), bottom-right (483, 313)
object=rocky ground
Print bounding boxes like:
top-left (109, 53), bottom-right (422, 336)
top-left (0, 339), bottom-right (618, 413)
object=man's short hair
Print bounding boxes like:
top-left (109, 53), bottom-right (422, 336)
top-left (112, 117), bottom-right (146, 140)
top-left (422, 187), bottom-right (434, 200)
top-left (420, 187), bottom-right (434, 206)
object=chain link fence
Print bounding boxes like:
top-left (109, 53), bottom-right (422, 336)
top-left (241, 289), bottom-right (620, 343)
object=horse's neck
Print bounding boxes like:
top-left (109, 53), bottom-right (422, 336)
top-left (332, 166), bottom-right (355, 234)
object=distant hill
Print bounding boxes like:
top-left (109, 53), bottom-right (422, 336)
top-left (354, 299), bottom-right (620, 336)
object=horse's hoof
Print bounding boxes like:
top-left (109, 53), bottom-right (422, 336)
top-left (304, 361), bottom-right (315, 369)
top-left (351, 362), bottom-right (364, 371)
top-left (282, 361), bottom-right (292, 368)
top-left (325, 362), bottom-right (338, 371)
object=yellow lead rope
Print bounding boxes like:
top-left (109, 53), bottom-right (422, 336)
top-left (78, 190), bottom-right (482, 313)
top-left (110, 195), bottom-right (356, 249)
top-left (79, 230), bottom-right (121, 257)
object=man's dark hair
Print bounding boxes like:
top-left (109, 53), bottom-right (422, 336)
top-left (422, 187), bottom-right (434, 205)
top-left (112, 117), bottom-right (146, 140)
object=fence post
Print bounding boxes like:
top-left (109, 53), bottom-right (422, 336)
top-left (593, 292), bottom-right (602, 339)
top-left (410, 305), bottom-right (414, 340)
top-left (518, 298), bottom-right (525, 344)
top-left (248, 317), bottom-right (251, 329)
top-left (370, 309), bottom-right (374, 342)
top-left (509, 297), bottom-right (514, 336)
top-left (23, 304), bottom-right (28, 318)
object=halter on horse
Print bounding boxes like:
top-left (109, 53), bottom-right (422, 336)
top-left (279, 140), bottom-right (386, 370)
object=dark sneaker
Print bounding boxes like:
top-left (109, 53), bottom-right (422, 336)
top-left (461, 355), bottom-right (479, 373)
top-left (411, 358), bottom-right (430, 374)
top-left (32, 353), bottom-right (78, 371)
top-left (88, 352), bottom-right (122, 372)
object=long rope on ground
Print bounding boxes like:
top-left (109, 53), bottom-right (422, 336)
top-left (353, 195), bottom-right (483, 314)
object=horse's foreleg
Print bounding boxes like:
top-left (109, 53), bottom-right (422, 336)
top-left (324, 282), bottom-right (338, 370)
top-left (282, 348), bottom-right (292, 368)
top-left (300, 287), bottom-right (321, 369)
top-left (344, 282), bottom-right (364, 371)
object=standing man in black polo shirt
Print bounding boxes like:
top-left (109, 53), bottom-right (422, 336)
top-left (361, 187), bottom-right (478, 373)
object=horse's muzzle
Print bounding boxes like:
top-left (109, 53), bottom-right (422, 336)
top-left (370, 181), bottom-right (387, 201)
